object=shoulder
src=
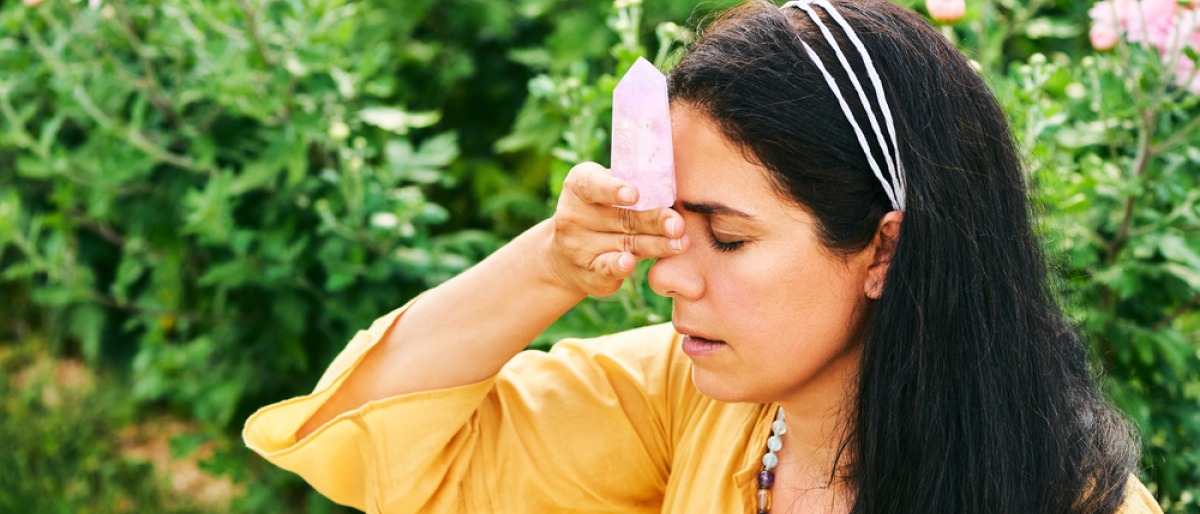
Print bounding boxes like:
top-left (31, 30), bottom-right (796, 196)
top-left (1117, 475), bottom-right (1164, 514)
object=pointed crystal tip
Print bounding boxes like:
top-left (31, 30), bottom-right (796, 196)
top-left (610, 57), bottom-right (675, 211)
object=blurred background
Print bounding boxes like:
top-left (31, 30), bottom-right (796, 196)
top-left (0, 0), bottom-right (1197, 512)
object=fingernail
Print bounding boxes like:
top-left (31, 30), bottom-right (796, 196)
top-left (620, 253), bottom-right (634, 272)
top-left (618, 187), bottom-right (635, 204)
top-left (665, 218), bottom-right (677, 236)
top-left (671, 238), bottom-right (683, 252)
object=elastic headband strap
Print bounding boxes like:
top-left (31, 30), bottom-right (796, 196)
top-left (781, 0), bottom-right (907, 211)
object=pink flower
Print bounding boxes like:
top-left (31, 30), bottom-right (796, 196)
top-left (1091, 23), bottom-right (1120, 50)
top-left (24, 0), bottom-right (44, 5)
top-left (926, 0), bottom-right (966, 24)
top-left (1173, 55), bottom-right (1200, 92)
top-left (1089, 0), bottom-right (1200, 90)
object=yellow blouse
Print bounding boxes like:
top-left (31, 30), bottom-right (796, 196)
top-left (243, 302), bottom-right (1165, 514)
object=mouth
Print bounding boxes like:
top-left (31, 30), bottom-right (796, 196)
top-left (678, 333), bottom-right (728, 357)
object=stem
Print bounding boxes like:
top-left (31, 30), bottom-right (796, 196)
top-left (70, 86), bottom-right (206, 173)
top-left (1103, 109), bottom-right (1155, 261)
top-left (1152, 293), bottom-right (1200, 332)
top-left (1153, 113), bottom-right (1200, 152)
top-left (70, 211), bottom-right (126, 247)
top-left (23, 19), bottom-right (208, 175)
top-left (1085, 53), bottom-right (1120, 160)
top-left (111, 0), bottom-right (182, 128)
top-left (237, 0), bottom-right (276, 68)
top-left (85, 289), bottom-right (213, 325)
top-left (0, 83), bottom-right (40, 154)
top-left (1004, 0), bottom-right (1049, 40)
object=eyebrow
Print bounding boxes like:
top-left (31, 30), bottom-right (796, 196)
top-left (679, 200), bottom-right (757, 220)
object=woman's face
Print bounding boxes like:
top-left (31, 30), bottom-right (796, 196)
top-left (649, 104), bottom-right (875, 406)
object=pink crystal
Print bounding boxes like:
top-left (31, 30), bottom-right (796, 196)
top-left (611, 57), bottom-right (676, 211)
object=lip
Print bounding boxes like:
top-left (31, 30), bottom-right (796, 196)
top-left (675, 323), bottom-right (728, 358)
top-left (681, 335), bottom-right (728, 357)
top-left (672, 323), bottom-right (718, 341)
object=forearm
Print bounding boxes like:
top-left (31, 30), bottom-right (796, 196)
top-left (293, 162), bottom-right (685, 440)
top-left (297, 220), bottom-right (583, 439)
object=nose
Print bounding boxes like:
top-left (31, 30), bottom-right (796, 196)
top-left (649, 248), bottom-right (704, 301)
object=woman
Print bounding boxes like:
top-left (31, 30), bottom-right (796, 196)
top-left (244, 1), bottom-right (1163, 512)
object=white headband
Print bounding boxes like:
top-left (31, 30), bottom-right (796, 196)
top-left (781, 0), bottom-right (907, 211)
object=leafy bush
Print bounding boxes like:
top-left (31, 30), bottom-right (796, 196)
top-left (0, 340), bottom-right (216, 514)
top-left (0, 1), bottom-right (492, 509)
top-left (0, 0), bottom-right (730, 510)
top-left (1010, 46), bottom-right (1200, 514)
top-left (930, 0), bottom-right (1200, 509)
top-left (1, 0), bottom-right (1196, 512)
top-left (0, 0), bottom-right (490, 428)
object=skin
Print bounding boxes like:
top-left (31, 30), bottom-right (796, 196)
top-left (292, 100), bottom-right (900, 514)
top-left (651, 104), bottom-right (900, 512)
top-left (295, 159), bottom-right (688, 440)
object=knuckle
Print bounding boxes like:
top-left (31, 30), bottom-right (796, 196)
top-left (622, 233), bottom-right (639, 255)
top-left (618, 208), bottom-right (637, 233)
top-left (577, 169), bottom-right (595, 201)
top-left (554, 214), bottom-right (578, 233)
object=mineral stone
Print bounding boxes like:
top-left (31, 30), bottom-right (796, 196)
top-left (611, 57), bottom-right (675, 211)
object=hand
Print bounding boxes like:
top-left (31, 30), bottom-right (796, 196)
top-left (542, 162), bottom-right (687, 297)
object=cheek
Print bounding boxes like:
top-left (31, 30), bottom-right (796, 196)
top-left (704, 258), bottom-right (804, 337)
top-left (730, 251), bottom-right (866, 339)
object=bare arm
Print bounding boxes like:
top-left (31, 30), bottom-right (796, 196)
top-left (296, 163), bottom-right (687, 440)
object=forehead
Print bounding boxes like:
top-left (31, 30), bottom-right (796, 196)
top-left (669, 104), bottom-right (788, 217)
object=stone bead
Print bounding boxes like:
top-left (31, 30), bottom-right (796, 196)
top-left (757, 488), bottom-right (772, 512)
top-left (772, 419), bottom-right (787, 435)
top-left (757, 470), bottom-right (775, 488)
top-left (762, 452), bottom-right (778, 469)
top-left (767, 435), bottom-right (783, 452)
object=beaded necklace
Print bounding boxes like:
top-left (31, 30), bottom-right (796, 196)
top-left (756, 406), bottom-right (787, 514)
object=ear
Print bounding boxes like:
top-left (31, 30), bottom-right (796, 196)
top-left (865, 211), bottom-right (903, 299)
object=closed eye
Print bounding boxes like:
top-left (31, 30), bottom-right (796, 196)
top-left (708, 230), bottom-right (746, 252)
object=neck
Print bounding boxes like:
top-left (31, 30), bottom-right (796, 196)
top-left (775, 345), bottom-right (859, 484)
top-left (776, 402), bottom-right (851, 485)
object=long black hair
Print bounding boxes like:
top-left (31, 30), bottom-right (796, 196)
top-left (668, 1), bottom-right (1139, 512)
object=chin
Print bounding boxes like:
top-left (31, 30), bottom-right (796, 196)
top-left (690, 367), bottom-right (761, 404)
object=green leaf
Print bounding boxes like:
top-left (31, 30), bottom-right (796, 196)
top-left (1163, 263), bottom-right (1200, 289)
top-left (182, 170), bottom-right (234, 243)
top-left (385, 132), bottom-right (459, 185)
top-left (68, 304), bottom-right (105, 364)
top-left (1023, 17), bottom-right (1083, 40)
top-left (110, 253), bottom-right (148, 303)
top-left (359, 107), bottom-right (440, 135)
top-left (1159, 234), bottom-right (1200, 268)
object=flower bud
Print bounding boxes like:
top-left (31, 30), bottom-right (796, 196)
top-left (1089, 23), bottom-right (1118, 51)
top-left (926, 0), bottom-right (965, 24)
top-left (329, 120), bottom-right (350, 141)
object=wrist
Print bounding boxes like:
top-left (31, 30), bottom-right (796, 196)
top-left (524, 219), bottom-right (588, 300)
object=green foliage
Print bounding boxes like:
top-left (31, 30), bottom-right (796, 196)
top-left (0, 342), bottom-right (215, 514)
top-left (1, 0), bottom-right (1197, 512)
top-left (0, 1), bottom-right (490, 509)
top-left (0, 0), bottom-right (730, 510)
top-left (1008, 49), bottom-right (1200, 513)
top-left (0, 0), bottom-right (486, 427)
top-left (929, 1), bottom-right (1200, 510)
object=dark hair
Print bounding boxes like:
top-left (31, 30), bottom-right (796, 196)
top-left (668, 1), bottom-right (1139, 513)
